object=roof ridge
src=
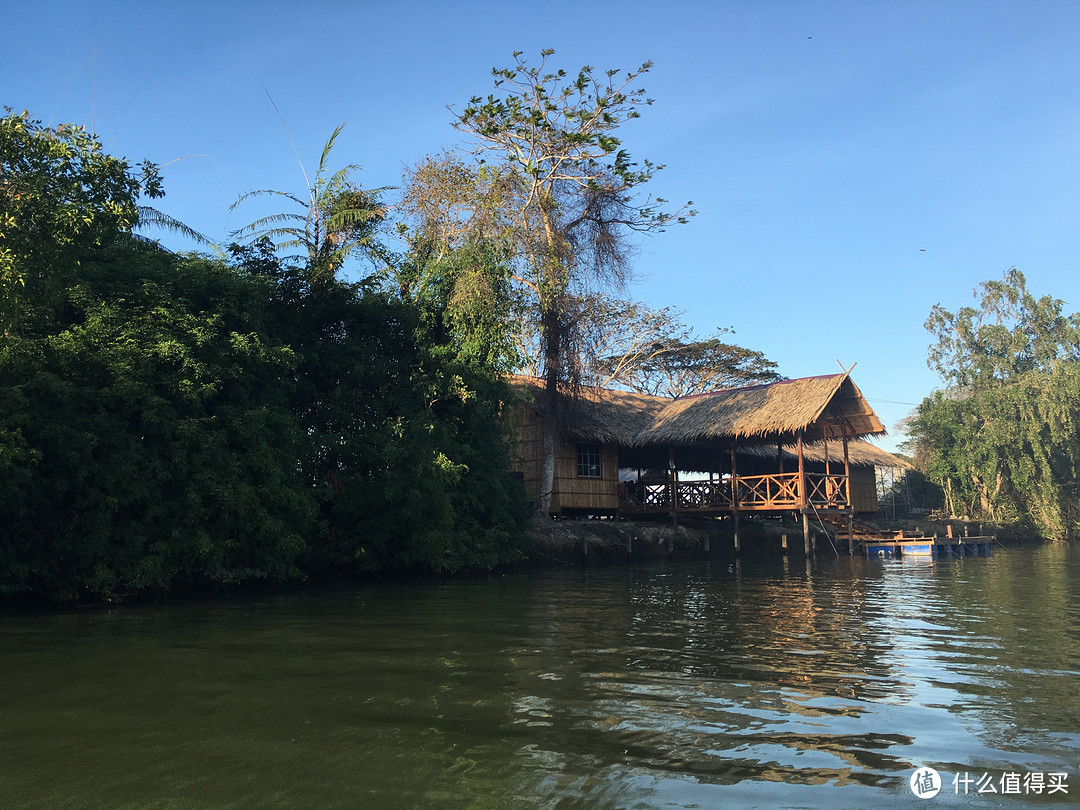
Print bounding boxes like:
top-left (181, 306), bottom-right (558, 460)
top-left (676, 372), bottom-right (846, 401)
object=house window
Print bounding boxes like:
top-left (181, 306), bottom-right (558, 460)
top-left (577, 442), bottom-right (602, 478)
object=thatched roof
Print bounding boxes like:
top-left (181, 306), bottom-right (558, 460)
top-left (511, 373), bottom-right (887, 450)
top-left (511, 376), bottom-right (663, 445)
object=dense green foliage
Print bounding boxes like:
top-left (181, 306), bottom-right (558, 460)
top-left (0, 112), bottom-right (527, 602)
top-left (907, 269), bottom-right (1080, 538)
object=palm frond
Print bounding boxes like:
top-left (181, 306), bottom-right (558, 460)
top-left (234, 211), bottom-right (308, 230)
top-left (136, 206), bottom-right (213, 245)
top-left (323, 164), bottom-right (364, 195)
top-left (229, 189), bottom-right (308, 211)
top-left (317, 124), bottom-right (347, 177)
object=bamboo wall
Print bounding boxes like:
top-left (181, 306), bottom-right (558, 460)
top-left (508, 403), bottom-right (620, 513)
top-left (509, 403), bottom-right (543, 504)
top-left (850, 466), bottom-right (878, 513)
top-left (552, 440), bottom-right (619, 512)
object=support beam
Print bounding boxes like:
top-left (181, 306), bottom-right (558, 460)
top-left (803, 511), bottom-right (811, 555)
top-left (731, 444), bottom-right (740, 551)
top-left (842, 420), bottom-right (851, 510)
top-left (797, 431), bottom-right (807, 510)
top-left (668, 445), bottom-right (678, 528)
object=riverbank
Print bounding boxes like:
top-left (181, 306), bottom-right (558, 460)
top-left (523, 515), bottom-right (1041, 565)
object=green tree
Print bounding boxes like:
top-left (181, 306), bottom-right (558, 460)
top-left (908, 269), bottom-right (1080, 538)
top-left (2, 109), bottom-right (529, 602)
top-left (0, 241), bottom-right (314, 600)
top-left (448, 50), bottom-right (693, 512)
top-left (0, 109), bottom-right (156, 333)
top-left (230, 238), bottom-right (528, 577)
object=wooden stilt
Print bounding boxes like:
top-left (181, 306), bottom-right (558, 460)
top-left (731, 444), bottom-right (740, 551)
top-left (803, 511), bottom-right (811, 555)
top-left (669, 445), bottom-right (678, 528)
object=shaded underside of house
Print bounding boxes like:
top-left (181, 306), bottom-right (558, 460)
top-left (510, 373), bottom-right (906, 518)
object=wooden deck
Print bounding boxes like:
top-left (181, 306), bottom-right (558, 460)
top-left (619, 472), bottom-right (851, 515)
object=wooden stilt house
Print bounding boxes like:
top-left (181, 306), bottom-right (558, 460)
top-left (509, 373), bottom-right (897, 526)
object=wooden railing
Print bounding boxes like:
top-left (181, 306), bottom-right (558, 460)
top-left (619, 472), bottom-right (850, 512)
top-left (676, 480), bottom-right (733, 509)
top-left (735, 473), bottom-right (802, 509)
top-left (806, 474), bottom-right (848, 508)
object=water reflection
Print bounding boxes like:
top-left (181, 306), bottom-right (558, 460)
top-left (1, 547), bottom-right (1078, 808)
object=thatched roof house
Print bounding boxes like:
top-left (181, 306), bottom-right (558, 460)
top-left (510, 373), bottom-right (898, 516)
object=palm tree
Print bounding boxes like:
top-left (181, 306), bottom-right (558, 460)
top-left (230, 124), bottom-right (389, 281)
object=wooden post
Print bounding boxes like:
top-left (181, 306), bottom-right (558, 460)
top-left (777, 441), bottom-right (784, 474)
top-left (803, 511), bottom-right (811, 555)
top-left (782, 533), bottom-right (789, 553)
top-left (797, 430), bottom-right (807, 510)
top-left (842, 422), bottom-right (851, 509)
top-left (669, 445), bottom-right (678, 528)
top-left (847, 515), bottom-right (854, 556)
top-left (730, 444), bottom-right (740, 551)
top-left (704, 532), bottom-right (711, 553)
top-left (947, 523), bottom-right (954, 539)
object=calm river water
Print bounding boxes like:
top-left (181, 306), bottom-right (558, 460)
top-left (2, 544), bottom-right (1078, 809)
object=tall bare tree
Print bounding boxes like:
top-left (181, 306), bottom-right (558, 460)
top-left (445, 50), bottom-right (693, 513)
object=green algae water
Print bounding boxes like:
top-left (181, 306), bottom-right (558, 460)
top-left (1, 545), bottom-right (1078, 809)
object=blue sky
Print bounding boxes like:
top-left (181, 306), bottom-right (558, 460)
top-left (7, 0), bottom-right (1080, 451)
